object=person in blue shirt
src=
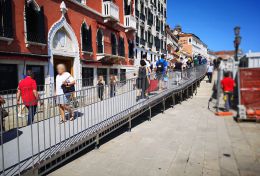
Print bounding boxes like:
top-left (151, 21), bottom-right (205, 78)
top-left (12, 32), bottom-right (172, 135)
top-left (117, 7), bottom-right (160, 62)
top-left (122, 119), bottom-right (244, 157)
top-left (156, 54), bottom-right (168, 90)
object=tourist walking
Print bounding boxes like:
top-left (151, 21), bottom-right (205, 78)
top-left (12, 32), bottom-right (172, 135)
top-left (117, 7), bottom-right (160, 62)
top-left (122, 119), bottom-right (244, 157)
top-left (136, 59), bottom-right (150, 100)
top-left (110, 75), bottom-right (117, 98)
top-left (55, 64), bottom-right (75, 123)
top-left (207, 63), bottom-right (214, 83)
top-left (97, 76), bottom-right (105, 101)
top-left (174, 59), bottom-right (183, 85)
top-left (156, 54), bottom-right (168, 90)
top-left (221, 72), bottom-right (235, 112)
top-left (17, 70), bottom-right (39, 125)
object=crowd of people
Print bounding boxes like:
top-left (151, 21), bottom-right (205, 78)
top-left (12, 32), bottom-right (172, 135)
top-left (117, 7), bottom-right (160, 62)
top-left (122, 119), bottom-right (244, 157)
top-left (0, 54), bottom-right (209, 129)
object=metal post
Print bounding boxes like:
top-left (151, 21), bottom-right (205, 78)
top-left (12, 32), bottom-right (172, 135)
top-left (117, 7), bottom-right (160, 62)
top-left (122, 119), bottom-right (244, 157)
top-left (180, 91), bottom-right (183, 104)
top-left (95, 133), bottom-right (99, 149)
top-left (186, 87), bottom-right (189, 100)
top-left (191, 84), bottom-right (194, 98)
top-left (215, 68), bottom-right (222, 112)
top-left (172, 94), bottom-right (175, 108)
top-left (162, 98), bottom-right (165, 113)
top-left (128, 116), bottom-right (132, 132)
top-left (149, 107), bottom-right (152, 121)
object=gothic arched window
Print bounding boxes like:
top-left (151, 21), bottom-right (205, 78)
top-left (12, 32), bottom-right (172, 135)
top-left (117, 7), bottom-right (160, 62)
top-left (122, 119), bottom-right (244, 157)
top-left (97, 29), bottom-right (104, 53)
top-left (118, 37), bottom-right (125, 57)
top-left (81, 22), bottom-right (93, 52)
top-left (0, 0), bottom-right (13, 38)
top-left (25, 0), bottom-right (45, 43)
top-left (111, 33), bottom-right (117, 55)
top-left (128, 40), bottom-right (134, 59)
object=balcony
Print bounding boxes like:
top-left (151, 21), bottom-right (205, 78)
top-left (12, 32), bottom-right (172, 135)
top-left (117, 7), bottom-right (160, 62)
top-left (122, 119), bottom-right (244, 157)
top-left (156, 25), bottom-right (160, 32)
top-left (102, 1), bottom-right (119, 23)
top-left (140, 13), bottom-right (146, 21)
top-left (136, 36), bottom-right (140, 45)
top-left (124, 15), bottom-right (136, 32)
top-left (148, 42), bottom-right (153, 49)
top-left (140, 38), bottom-right (146, 46)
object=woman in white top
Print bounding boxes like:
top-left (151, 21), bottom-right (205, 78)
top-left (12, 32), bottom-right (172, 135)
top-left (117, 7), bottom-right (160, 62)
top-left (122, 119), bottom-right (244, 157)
top-left (55, 64), bottom-right (75, 123)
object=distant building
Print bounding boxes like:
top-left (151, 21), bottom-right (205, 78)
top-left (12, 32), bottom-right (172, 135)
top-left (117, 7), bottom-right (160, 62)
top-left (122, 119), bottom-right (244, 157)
top-left (213, 50), bottom-right (235, 60)
top-left (208, 50), bottom-right (217, 61)
top-left (173, 26), bottom-right (208, 59)
top-left (246, 51), bottom-right (260, 68)
top-left (134, 0), bottom-right (167, 65)
top-left (165, 25), bottom-right (179, 61)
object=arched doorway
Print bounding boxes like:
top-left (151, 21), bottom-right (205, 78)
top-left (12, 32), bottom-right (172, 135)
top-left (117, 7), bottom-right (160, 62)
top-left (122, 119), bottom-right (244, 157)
top-left (47, 2), bottom-right (80, 88)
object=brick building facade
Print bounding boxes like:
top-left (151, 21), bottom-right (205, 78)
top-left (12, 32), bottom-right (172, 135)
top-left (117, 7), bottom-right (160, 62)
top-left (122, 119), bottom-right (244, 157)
top-left (0, 0), bottom-right (135, 91)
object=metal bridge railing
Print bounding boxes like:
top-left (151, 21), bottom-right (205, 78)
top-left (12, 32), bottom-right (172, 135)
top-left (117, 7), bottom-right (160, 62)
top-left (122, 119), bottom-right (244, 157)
top-left (0, 65), bottom-right (207, 176)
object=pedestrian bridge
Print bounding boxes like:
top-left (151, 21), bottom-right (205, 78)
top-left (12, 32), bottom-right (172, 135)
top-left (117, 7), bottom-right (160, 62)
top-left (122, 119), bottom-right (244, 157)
top-left (0, 65), bottom-right (206, 176)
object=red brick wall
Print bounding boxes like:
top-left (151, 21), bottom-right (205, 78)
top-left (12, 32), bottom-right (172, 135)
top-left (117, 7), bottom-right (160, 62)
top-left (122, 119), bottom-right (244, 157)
top-left (0, 0), bottom-right (134, 64)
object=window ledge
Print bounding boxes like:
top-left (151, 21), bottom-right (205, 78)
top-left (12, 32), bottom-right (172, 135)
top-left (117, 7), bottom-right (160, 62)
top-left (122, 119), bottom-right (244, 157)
top-left (82, 51), bottom-right (93, 55)
top-left (0, 36), bottom-right (13, 45)
top-left (26, 41), bottom-right (46, 49)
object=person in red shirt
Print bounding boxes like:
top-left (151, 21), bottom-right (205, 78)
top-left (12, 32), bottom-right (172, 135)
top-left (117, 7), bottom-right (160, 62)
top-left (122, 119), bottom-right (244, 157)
top-left (221, 72), bottom-right (236, 111)
top-left (17, 70), bottom-right (39, 125)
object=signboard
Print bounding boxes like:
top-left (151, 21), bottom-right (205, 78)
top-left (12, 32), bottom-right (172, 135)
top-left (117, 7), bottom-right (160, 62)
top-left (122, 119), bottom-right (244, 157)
top-left (239, 68), bottom-right (260, 109)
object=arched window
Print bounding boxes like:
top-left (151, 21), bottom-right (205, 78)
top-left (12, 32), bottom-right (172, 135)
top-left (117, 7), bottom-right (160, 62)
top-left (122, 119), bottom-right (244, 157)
top-left (97, 29), bottom-right (104, 53)
top-left (0, 0), bottom-right (13, 38)
top-left (81, 22), bottom-right (92, 52)
top-left (128, 40), bottom-right (134, 59)
top-left (124, 0), bottom-right (131, 15)
top-left (111, 33), bottom-right (117, 55)
top-left (118, 37), bottom-right (125, 57)
top-left (25, 0), bottom-right (45, 43)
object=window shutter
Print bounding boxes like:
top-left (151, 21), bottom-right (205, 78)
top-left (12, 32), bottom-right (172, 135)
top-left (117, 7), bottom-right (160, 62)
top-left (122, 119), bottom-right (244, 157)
top-left (5, 0), bottom-right (13, 38)
top-left (82, 24), bottom-right (87, 51)
top-left (87, 26), bottom-right (93, 52)
top-left (38, 7), bottom-right (45, 43)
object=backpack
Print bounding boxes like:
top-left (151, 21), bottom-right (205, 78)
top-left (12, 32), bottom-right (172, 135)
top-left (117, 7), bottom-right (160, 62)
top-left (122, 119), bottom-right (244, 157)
top-left (157, 61), bottom-right (164, 73)
top-left (138, 67), bottom-right (147, 78)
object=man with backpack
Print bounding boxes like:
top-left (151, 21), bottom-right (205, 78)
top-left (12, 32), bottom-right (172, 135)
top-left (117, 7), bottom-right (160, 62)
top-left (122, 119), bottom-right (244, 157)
top-left (156, 54), bottom-right (168, 90)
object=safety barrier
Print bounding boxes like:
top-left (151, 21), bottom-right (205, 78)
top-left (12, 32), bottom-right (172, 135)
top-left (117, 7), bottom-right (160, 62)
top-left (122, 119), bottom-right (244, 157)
top-left (0, 65), bottom-right (207, 175)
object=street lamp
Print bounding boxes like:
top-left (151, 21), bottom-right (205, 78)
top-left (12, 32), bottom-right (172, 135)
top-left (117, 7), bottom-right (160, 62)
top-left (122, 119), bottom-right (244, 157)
top-left (234, 26), bottom-right (240, 36)
top-left (234, 26), bottom-right (241, 61)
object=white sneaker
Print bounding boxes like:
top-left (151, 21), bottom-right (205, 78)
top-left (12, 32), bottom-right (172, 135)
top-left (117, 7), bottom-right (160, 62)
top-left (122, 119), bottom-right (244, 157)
top-left (18, 114), bottom-right (24, 118)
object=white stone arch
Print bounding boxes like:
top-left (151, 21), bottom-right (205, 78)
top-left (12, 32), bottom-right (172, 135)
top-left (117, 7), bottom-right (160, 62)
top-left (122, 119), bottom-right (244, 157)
top-left (47, 2), bottom-right (80, 86)
top-left (26, 0), bottom-right (41, 11)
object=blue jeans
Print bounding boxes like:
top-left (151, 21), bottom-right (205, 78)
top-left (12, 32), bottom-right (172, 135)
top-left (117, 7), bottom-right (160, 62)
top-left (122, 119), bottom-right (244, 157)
top-left (224, 92), bottom-right (232, 111)
top-left (26, 105), bottom-right (37, 125)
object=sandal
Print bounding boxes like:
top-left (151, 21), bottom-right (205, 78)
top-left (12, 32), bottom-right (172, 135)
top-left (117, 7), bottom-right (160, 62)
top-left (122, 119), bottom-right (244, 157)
top-left (70, 115), bottom-right (74, 121)
top-left (59, 120), bottom-right (66, 124)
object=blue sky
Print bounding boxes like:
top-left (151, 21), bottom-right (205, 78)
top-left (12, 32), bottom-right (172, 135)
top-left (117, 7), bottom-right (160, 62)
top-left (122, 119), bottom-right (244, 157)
top-left (167, 0), bottom-right (260, 53)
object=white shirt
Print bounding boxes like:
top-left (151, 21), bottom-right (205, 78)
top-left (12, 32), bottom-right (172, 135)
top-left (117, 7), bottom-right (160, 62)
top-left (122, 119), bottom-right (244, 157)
top-left (207, 65), bottom-right (214, 73)
top-left (56, 72), bottom-right (75, 95)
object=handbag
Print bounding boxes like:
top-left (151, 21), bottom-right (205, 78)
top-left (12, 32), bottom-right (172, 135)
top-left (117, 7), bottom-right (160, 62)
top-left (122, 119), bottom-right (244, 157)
top-left (61, 76), bottom-right (75, 94)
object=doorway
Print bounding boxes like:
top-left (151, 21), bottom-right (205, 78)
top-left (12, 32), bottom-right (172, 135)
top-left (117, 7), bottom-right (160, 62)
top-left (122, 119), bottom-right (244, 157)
top-left (53, 56), bottom-right (74, 79)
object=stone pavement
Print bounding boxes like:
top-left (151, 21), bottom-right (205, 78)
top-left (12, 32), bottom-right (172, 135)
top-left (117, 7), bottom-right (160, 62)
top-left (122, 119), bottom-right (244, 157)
top-left (49, 79), bottom-right (260, 176)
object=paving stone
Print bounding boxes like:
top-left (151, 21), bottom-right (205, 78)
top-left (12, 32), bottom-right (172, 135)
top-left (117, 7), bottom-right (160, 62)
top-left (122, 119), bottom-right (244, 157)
top-left (49, 79), bottom-right (260, 176)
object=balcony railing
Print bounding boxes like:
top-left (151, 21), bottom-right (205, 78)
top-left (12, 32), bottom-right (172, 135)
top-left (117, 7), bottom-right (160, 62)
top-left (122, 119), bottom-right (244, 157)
top-left (140, 38), bottom-right (146, 46)
top-left (135, 10), bottom-right (140, 17)
top-left (156, 25), bottom-right (160, 32)
top-left (148, 42), bottom-right (153, 48)
top-left (136, 36), bottom-right (140, 45)
top-left (102, 1), bottom-right (119, 22)
top-left (124, 15), bottom-right (136, 31)
top-left (140, 13), bottom-right (146, 21)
